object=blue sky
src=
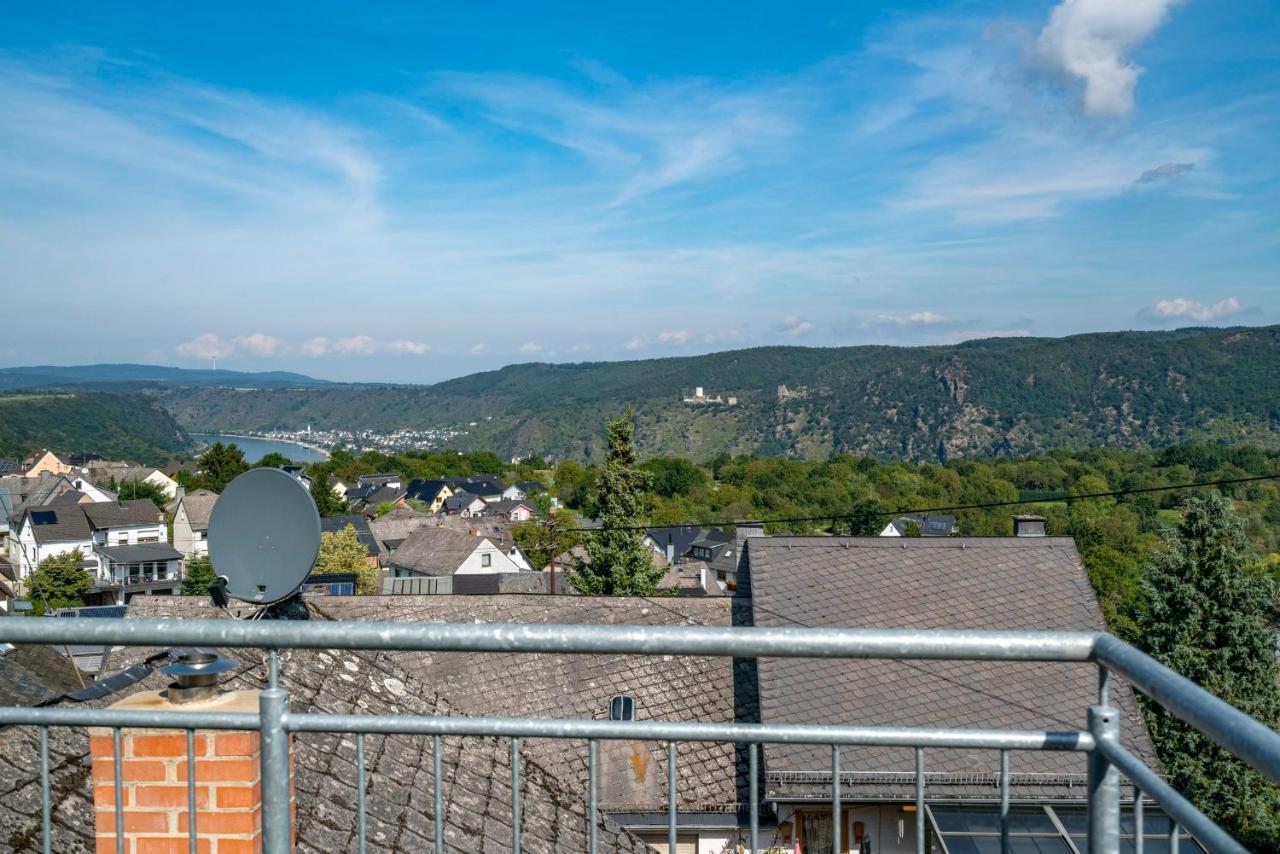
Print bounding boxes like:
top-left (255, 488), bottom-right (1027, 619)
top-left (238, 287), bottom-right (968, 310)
top-left (1, 1), bottom-right (1277, 382)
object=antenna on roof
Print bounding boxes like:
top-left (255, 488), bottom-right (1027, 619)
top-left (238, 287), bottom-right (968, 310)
top-left (206, 468), bottom-right (321, 620)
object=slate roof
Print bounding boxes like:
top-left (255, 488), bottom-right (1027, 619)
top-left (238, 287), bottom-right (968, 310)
top-left (320, 514), bottom-right (380, 558)
top-left (96, 543), bottom-right (184, 564)
top-left (514, 481), bottom-right (547, 494)
top-left (0, 459), bottom-right (17, 476)
top-left (482, 499), bottom-right (536, 517)
top-left (178, 489), bottom-right (218, 530)
top-left (20, 506), bottom-right (93, 544)
top-left (644, 525), bottom-right (710, 559)
top-left (405, 479), bottom-right (453, 502)
top-left (0, 645), bottom-right (85, 707)
top-left (362, 484), bottom-right (407, 507)
top-left (82, 499), bottom-right (162, 530)
top-left (443, 491), bottom-right (482, 511)
top-left (389, 527), bottom-right (487, 576)
top-left (743, 537), bottom-right (1160, 802)
top-left (124, 595), bottom-right (746, 817)
top-left (368, 508), bottom-right (437, 556)
top-left (455, 477), bottom-right (504, 498)
top-left (0, 614), bottom-right (653, 853)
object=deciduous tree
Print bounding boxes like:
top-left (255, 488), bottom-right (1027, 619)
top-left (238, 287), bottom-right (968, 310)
top-left (27, 549), bottom-right (92, 615)
top-left (315, 524), bottom-right (379, 594)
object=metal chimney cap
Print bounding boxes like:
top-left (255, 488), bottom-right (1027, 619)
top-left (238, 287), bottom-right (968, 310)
top-left (160, 648), bottom-right (237, 679)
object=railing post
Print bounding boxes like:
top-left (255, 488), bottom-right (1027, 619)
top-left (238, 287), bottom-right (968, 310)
top-left (1087, 705), bottom-right (1121, 854)
top-left (260, 688), bottom-right (292, 854)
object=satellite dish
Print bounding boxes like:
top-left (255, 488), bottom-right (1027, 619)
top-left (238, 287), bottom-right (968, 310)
top-left (207, 468), bottom-right (321, 605)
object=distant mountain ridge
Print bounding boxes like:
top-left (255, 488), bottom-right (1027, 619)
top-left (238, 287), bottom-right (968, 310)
top-left (0, 363), bottom-right (326, 390)
top-left (153, 325), bottom-right (1280, 463)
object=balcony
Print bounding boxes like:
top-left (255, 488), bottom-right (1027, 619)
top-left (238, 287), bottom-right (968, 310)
top-left (0, 616), bottom-right (1272, 853)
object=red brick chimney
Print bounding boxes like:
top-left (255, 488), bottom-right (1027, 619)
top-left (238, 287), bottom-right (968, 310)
top-left (89, 678), bottom-right (291, 852)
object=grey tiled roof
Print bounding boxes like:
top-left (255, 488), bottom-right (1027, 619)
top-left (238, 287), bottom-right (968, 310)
top-left (179, 489), bottom-right (218, 530)
top-left (301, 596), bottom-right (748, 814)
top-left (743, 537), bottom-right (1159, 802)
top-left (368, 508), bottom-right (437, 556)
top-left (20, 506), bottom-right (92, 544)
top-left (0, 645), bottom-right (85, 707)
top-left (388, 528), bottom-right (487, 576)
top-left (82, 499), bottom-right (162, 529)
top-left (96, 543), bottom-right (184, 564)
top-left (0, 634), bottom-right (652, 853)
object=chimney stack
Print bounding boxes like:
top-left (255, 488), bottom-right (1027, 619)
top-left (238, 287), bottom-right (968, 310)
top-left (1012, 515), bottom-right (1047, 538)
top-left (90, 651), bottom-right (293, 852)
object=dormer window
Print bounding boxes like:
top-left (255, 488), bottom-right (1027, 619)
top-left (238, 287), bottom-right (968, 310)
top-left (608, 694), bottom-right (635, 721)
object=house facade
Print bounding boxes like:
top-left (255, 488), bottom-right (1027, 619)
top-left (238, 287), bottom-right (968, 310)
top-left (172, 489), bottom-right (218, 556)
top-left (388, 527), bottom-right (524, 577)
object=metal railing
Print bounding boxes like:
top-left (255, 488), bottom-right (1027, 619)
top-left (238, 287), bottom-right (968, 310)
top-left (0, 618), bottom-right (1275, 854)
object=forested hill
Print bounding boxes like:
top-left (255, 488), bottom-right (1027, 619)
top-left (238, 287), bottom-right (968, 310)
top-left (157, 325), bottom-right (1280, 463)
top-left (0, 392), bottom-right (191, 464)
top-left (0, 363), bottom-right (324, 391)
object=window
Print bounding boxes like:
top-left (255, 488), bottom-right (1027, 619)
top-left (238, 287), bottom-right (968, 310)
top-left (608, 694), bottom-right (635, 721)
top-left (480, 553), bottom-right (492, 568)
top-left (139, 536), bottom-right (158, 544)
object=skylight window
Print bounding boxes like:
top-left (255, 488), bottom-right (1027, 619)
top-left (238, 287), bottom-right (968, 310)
top-left (608, 694), bottom-right (635, 721)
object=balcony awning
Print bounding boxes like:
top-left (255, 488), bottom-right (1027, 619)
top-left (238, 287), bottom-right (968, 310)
top-left (97, 543), bottom-right (183, 564)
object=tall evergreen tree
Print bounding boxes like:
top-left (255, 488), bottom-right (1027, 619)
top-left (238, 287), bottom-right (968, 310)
top-left (572, 413), bottom-right (662, 595)
top-left (181, 553), bottom-right (218, 596)
top-left (195, 442), bottom-right (249, 493)
top-left (1133, 493), bottom-right (1280, 849)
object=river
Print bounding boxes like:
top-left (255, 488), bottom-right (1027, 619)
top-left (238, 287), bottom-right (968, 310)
top-left (189, 433), bottom-right (330, 464)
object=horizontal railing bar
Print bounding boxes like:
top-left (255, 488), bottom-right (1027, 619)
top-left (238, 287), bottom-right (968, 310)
top-left (1095, 738), bottom-right (1247, 854)
top-left (285, 712), bottom-right (1093, 750)
top-left (1094, 635), bottom-right (1280, 785)
top-left (0, 617), bottom-right (1101, 661)
top-left (0, 708), bottom-right (261, 730)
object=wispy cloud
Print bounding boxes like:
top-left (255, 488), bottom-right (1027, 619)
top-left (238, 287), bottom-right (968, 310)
top-left (432, 69), bottom-right (796, 205)
top-left (779, 316), bottom-right (815, 337)
top-left (1136, 161), bottom-right (1195, 184)
top-left (657, 330), bottom-right (691, 344)
top-left (518, 342), bottom-right (544, 354)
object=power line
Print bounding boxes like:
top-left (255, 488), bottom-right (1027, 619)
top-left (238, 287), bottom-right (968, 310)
top-left (561, 471), bottom-right (1280, 534)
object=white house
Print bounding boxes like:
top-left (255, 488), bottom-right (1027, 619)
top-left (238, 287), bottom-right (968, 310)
top-left (8, 506), bottom-right (96, 581)
top-left (482, 499), bottom-right (537, 523)
top-left (443, 491), bottom-right (487, 518)
top-left (83, 500), bottom-right (166, 548)
top-left (112, 467), bottom-right (180, 500)
top-left (173, 489), bottom-right (218, 557)
top-left (93, 542), bottom-right (185, 604)
top-left (68, 477), bottom-right (120, 503)
top-left (388, 527), bottom-right (523, 577)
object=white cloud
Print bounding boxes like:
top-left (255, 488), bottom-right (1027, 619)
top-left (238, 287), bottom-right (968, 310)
top-left (299, 337), bottom-right (330, 357)
top-left (175, 333), bottom-right (235, 361)
top-left (1032, 0), bottom-right (1182, 118)
top-left (468, 343), bottom-right (487, 354)
top-left (624, 336), bottom-right (647, 351)
top-left (385, 339), bottom-right (429, 355)
top-left (871, 311), bottom-right (951, 327)
top-left (657, 330), bottom-right (691, 344)
top-left (780, 315), bottom-right (815, 337)
top-left (334, 335), bottom-right (378, 355)
top-left (233, 332), bottom-right (282, 357)
top-left (518, 342), bottom-right (543, 354)
top-left (1145, 296), bottom-right (1243, 322)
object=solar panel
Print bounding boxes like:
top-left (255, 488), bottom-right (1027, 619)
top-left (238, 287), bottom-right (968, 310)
top-left (29, 510), bottom-right (57, 526)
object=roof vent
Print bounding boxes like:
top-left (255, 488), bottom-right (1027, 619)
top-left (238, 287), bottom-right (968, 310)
top-left (160, 649), bottom-right (236, 704)
top-left (1013, 515), bottom-right (1047, 538)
